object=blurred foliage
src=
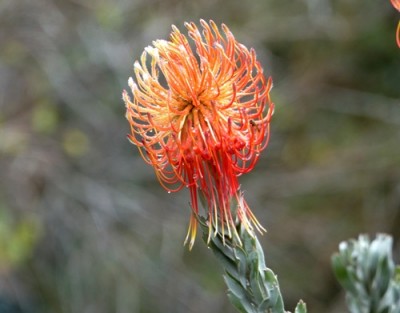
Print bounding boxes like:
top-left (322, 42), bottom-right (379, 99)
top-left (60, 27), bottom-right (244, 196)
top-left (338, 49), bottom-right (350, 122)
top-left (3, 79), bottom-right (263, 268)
top-left (0, 0), bottom-right (399, 312)
top-left (0, 209), bottom-right (40, 271)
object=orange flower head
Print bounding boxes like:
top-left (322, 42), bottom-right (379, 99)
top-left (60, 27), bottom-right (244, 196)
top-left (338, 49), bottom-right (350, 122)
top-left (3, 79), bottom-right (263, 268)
top-left (123, 20), bottom-right (274, 249)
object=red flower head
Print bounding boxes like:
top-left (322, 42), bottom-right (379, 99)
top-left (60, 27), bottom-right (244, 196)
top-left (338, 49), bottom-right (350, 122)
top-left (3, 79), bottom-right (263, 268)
top-left (123, 20), bottom-right (274, 249)
top-left (391, 0), bottom-right (400, 47)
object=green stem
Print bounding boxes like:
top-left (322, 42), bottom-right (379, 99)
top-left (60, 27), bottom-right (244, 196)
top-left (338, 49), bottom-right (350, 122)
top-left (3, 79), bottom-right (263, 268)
top-left (198, 216), bottom-right (307, 313)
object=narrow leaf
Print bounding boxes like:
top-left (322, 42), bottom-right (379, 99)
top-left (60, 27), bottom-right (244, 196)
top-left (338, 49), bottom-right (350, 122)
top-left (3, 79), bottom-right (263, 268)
top-left (294, 300), bottom-right (307, 313)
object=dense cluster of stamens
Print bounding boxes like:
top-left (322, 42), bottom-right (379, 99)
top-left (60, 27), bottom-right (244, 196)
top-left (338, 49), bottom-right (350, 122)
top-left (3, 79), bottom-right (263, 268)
top-left (123, 20), bottom-right (274, 248)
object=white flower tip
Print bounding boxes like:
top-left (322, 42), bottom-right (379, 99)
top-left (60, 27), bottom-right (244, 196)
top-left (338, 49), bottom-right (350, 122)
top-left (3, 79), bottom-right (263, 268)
top-left (128, 77), bottom-right (137, 89)
top-left (145, 46), bottom-right (159, 58)
top-left (171, 24), bottom-right (180, 33)
top-left (142, 73), bottom-right (150, 81)
top-left (155, 39), bottom-right (168, 48)
top-left (213, 42), bottom-right (223, 50)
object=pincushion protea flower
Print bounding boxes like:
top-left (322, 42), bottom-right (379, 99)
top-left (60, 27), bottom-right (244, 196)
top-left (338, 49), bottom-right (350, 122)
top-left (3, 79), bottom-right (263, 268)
top-left (123, 20), bottom-right (274, 249)
top-left (391, 0), bottom-right (400, 47)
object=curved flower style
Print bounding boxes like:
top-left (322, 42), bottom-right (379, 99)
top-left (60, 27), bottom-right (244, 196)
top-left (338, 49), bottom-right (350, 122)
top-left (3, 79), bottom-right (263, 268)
top-left (123, 20), bottom-right (274, 249)
top-left (391, 0), bottom-right (400, 47)
top-left (392, 0), bottom-right (400, 11)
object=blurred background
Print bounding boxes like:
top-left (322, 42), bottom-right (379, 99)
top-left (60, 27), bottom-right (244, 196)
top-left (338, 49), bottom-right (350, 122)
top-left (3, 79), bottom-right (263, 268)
top-left (0, 0), bottom-right (399, 312)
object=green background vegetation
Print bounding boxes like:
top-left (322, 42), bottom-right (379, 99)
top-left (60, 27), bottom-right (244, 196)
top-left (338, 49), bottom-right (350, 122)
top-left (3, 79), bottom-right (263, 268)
top-left (0, 0), bottom-right (399, 312)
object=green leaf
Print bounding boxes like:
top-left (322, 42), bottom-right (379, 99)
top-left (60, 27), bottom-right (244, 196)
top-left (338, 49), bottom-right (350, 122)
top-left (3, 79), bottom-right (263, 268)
top-left (234, 246), bottom-right (249, 288)
top-left (331, 253), bottom-right (359, 295)
top-left (264, 269), bottom-right (285, 312)
top-left (224, 273), bottom-right (247, 301)
top-left (227, 292), bottom-right (256, 313)
top-left (375, 255), bottom-right (393, 298)
top-left (294, 300), bottom-right (308, 313)
top-left (210, 233), bottom-right (237, 262)
top-left (394, 266), bottom-right (400, 283)
top-left (209, 240), bottom-right (239, 279)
